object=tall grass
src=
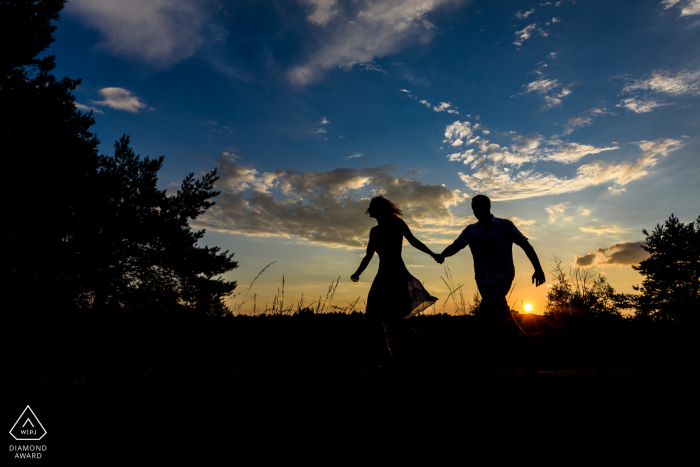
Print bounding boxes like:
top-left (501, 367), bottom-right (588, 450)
top-left (226, 265), bottom-right (363, 316)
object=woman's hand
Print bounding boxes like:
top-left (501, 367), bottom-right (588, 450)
top-left (351, 273), bottom-right (360, 282)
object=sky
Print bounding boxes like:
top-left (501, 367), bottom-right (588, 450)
top-left (49, 0), bottom-right (700, 314)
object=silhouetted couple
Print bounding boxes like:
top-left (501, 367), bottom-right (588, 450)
top-left (351, 194), bottom-right (545, 369)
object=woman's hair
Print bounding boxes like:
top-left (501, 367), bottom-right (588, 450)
top-left (365, 195), bottom-right (403, 218)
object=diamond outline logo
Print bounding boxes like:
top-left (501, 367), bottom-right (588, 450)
top-left (9, 406), bottom-right (47, 441)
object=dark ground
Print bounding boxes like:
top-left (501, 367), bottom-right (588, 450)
top-left (3, 312), bottom-right (693, 459)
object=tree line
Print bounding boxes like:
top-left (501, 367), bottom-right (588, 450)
top-left (544, 214), bottom-right (699, 322)
top-left (2, 1), bottom-right (238, 317)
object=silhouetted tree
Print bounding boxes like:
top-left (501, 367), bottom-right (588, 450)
top-left (75, 136), bottom-right (238, 316)
top-left (1, 1), bottom-right (237, 316)
top-left (545, 258), bottom-right (627, 316)
top-left (2, 0), bottom-right (100, 308)
top-left (632, 214), bottom-right (700, 322)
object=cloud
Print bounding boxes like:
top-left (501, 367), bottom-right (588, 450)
top-left (662, 0), bottom-right (700, 16)
top-left (301, 0), bottom-right (339, 25)
top-left (400, 89), bottom-right (411, 93)
top-left (91, 87), bottom-right (149, 112)
top-left (315, 128), bottom-right (328, 133)
top-left (445, 120), bottom-right (617, 169)
top-left (616, 97), bottom-right (669, 113)
top-left (288, 0), bottom-right (470, 85)
top-left (575, 241), bottom-right (648, 267)
top-left (320, 117), bottom-right (330, 124)
top-left (607, 187), bottom-right (627, 194)
top-left (455, 138), bottom-right (682, 200)
top-left (518, 78), bottom-right (573, 109)
top-left (343, 153), bottom-right (363, 160)
top-left (339, 60), bottom-right (386, 73)
top-left (66, 0), bottom-right (214, 64)
top-left (516, 9), bottom-right (535, 18)
top-left (514, 23), bottom-right (538, 45)
top-left (421, 100), bottom-right (460, 114)
top-left (191, 155), bottom-right (468, 248)
top-left (74, 102), bottom-right (105, 115)
top-left (622, 69), bottom-right (700, 96)
top-left (579, 225), bottom-right (628, 235)
top-left (545, 202), bottom-right (568, 223)
top-left (560, 108), bottom-right (612, 135)
top-left (579, 207), bottom-right (591, 216)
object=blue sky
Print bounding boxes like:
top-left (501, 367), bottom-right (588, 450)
top-left (50, 0), bottom-right (700, 313)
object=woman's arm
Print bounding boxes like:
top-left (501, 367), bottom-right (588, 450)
top-left (351, 231), bottom-right (376, 282)
top-left (398, 219), bottom-right (436, 258)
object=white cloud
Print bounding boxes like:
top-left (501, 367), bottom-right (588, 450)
top-left (421, 100), bottom-right (460, 114)
top-left (516, 9), bottom-right (535, 18)
top-left (622, 69), bottom-right (700, 96)
top-left (543, 142), bottom-right (618, 164)
top-left (560, 108), bottom-right (612, 135)
top-left (607, 187), bottom-right (627, 194)
top-left (662, 0), bottom-right (700, 16)
top-left (455, 138), bottom-right (682, 200)
top-left (66, 0), bottom-right (213, 64)
top-left (320, 117), bottom-right (330, 124)
top-left (91, 87), bottom-right (149, 112)
top-left (545, 202), bottom-right (568, 223)
top-left (400, 89), bottom-right (411, 93)
top-left (315, 128), bottom-right (328, 133)
top-left (616, 97), bottom-right (669, 113)
top-left (575, 241), bottom-right (648, 267)
top-left (301, 0), bottom-right (339, 25)
top-left (579, 225), bottom-right (628, 235)
top-left (288, 0), bottom-right (469, 85)
top-left (191, 158), bottom-right (468, 248)
top-left (579, 207), bottom-right (591, 216)
top-left (518, 78), bottom-right (572, 109)
top-left (682, 0), bottom-right (700, 14)
top-left (74, 102), bottom-right (105, 115)
top-left (514, 23), bottom-right (538, 46)
top-left (445, 120), bottom-right (617, 169)
top-left (343, 153), bottom-right (363, 160)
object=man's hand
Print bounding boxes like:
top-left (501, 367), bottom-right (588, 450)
top-left (432, 254), bottom-right (445, 264)
top-left (351, 273), bottom-right (360, 283)
top-left (532, 269), bottom-right (545, 287)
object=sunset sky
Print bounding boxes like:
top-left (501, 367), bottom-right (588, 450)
top-left (50, 0), bottom-right (699, 314)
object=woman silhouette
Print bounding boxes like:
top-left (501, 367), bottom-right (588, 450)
top-left (351, 196), bottom-right (438, 364)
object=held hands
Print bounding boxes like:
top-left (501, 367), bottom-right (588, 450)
top-left (532, 269), bottom-right (545, 287)
top-left (432, 253), bottom-right (445, 264)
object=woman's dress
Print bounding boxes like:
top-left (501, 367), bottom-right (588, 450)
top-left (365, 221), bottom-right (438, 320)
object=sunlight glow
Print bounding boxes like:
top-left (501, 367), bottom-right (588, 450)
top-left (524, 303), bottom-right (533, 312)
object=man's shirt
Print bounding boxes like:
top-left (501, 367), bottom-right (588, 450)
top-left (453, 215), bottom-right (529, 284)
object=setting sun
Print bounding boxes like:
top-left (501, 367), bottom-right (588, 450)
top-left (524, 303), bottom-right (533, 312)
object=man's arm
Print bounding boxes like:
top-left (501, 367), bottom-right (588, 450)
top-left (433, 241), bottom-right (466, 264)
top-left (520, 241), bottom-right (545, 287)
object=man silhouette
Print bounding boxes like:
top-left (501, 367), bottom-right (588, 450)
top-left (433, 195), bottom-right (545, 341)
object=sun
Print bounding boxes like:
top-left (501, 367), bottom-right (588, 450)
top-left (524, 303), bottom-right (533, 312)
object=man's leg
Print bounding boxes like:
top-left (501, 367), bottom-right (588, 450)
top-left (476, 280), bottom-right (513, 369)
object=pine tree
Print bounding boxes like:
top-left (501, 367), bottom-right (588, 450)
top-left (632, 214), bottom-right (700, 321)
top-left (2, 1), bottom-right (238, 316)
top-left (75, 136), bottom-right (238, 316)
top-left (2, 0), bottom-right (100, 308)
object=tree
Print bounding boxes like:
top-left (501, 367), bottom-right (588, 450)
top-left (544, 258), bottom-right (628, 316)
top-left (632, 214), bottom-right (700, 322)
top-left (72, 136), bottom-right (238, 316)
top-left (2, 0), bottom-right (100, 308)
top-left (2, 1), bottom-right (237, 316)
